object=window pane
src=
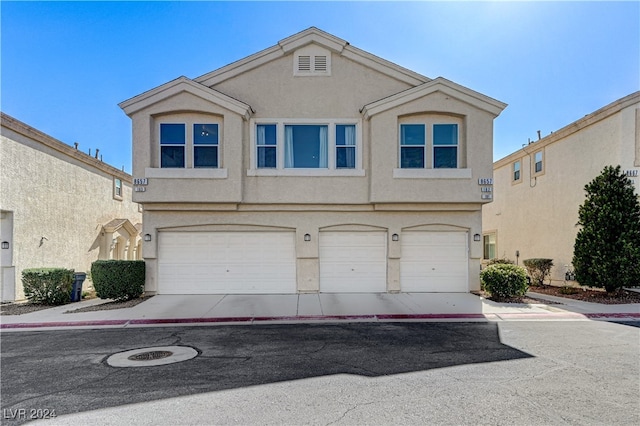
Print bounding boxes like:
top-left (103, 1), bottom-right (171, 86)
top-left (257, 146), bottom-right (276, 168)
top-left (336, 125), bottom-right (356, 146)
top-left (160, 124), bottom-right (185, 145)
top-left (433, 124), bottom-right (458, 145)
top-left (285, 125), bottom-right (327, 168)
top-left (401, 147), bottom-right (425, 168)
top-left (194, 146), bottom-right (218, 168)
top-left (400, 124), bottom-right (425, 146)
top-left (194, 124), bottom-right (218, 145)
top-left (161, 146), bottom-right (185, 168)
top-left (483, 235), bottom-right (496, 259)
top-left (514, 170), bottom-right (520, 181)
top-left (257, 124), bottom-right (276, 146)
top-left (336, 146), bottom-right (355, 169)
top-left (434, 146), bottom-right (457, 168)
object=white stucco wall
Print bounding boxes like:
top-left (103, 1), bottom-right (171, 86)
top-left (0, 115), bottom-right (142, 301)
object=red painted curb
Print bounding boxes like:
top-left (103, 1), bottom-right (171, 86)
top-left (1, 312), bottom-right (638, 329)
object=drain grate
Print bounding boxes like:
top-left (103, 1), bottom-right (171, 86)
top-left (128, 350), bottom-right (173, 361)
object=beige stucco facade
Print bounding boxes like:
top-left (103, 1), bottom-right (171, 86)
top-left (482, 92), bottom-right (640, 284)
top-left (120, 28), bottom-right (506, 295)
top-left (0, 113), bottom-right (142, 301)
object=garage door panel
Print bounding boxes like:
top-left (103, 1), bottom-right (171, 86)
top-left (158, 232), bottom-right (296, 294)
top-left (401, 232), bottom-right (468, 292)
top-left (320, 232), bottom-right (387, 293)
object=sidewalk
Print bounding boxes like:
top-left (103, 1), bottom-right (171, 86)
top-left (1, 292), bottom-right (639, 331)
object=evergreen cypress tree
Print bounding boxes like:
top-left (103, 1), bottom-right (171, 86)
top-left (572, 165), bottom-right (640, 292)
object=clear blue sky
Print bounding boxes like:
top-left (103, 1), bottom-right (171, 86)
top-left (2, 1), bottom-right (638, 173)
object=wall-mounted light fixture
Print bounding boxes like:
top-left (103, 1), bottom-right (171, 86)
top-left (144, 234), bottom-right (152, 242)
top-left (392, 233), bottom-right (399, 242)
top-left (1, 241), bottom-right (9, 249)
top-left (304, 233), bottom-right (311, 242)
top-left (473, 233), bottom-right (481, 242)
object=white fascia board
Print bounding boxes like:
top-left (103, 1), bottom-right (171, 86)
top-left (341, 45), bottom-right (429, 86)
top-left (361, 77), bottom-right (507, 119)
top-left (194, 45), bottom-right (284, 87)
top-left (278, 28), bottom-right (348, 54)
top-left (119, 77), bottom-right (252, 119)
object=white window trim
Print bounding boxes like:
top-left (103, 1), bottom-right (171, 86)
top-left (248, 118), bottom-right (364, 176)
top-left (113, 177), bottom-right (123, 200)
top-left (145, 167), bottom-right (228, 179)
top-left (512, 159), bottom-right (522, 184)
top-left (398, 120), bottom-right (462, 171)
top-left (533, 150), bottom-right (544, 176)
top-left (393, 168), bottom-right (471, 179)
top-left (157, 120), bottom-right (223, 173)
top-left (192, 123), bottom-right (219, 169)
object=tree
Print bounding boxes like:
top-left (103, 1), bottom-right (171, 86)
top-left (572, 165), bottom-right (640, 293)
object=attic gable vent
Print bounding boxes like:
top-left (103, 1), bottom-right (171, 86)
top-left (314, 56), bottom-right (327, 72)
top-left (298, 56), bottom-right (311, 71)
top-left (294, 46), bottom-right (331, 76)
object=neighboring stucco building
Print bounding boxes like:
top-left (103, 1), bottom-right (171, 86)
top-left (0, 113), bottom-right (142, 301)
top-left (120, 27), bottom-right (506, 295)
top-left (482, 92), bottom-right (640, 284)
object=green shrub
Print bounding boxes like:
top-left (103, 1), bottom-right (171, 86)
top-left (487, 258), bottom-right (515, 265)
top-left (573, 165), bottom-right (640, 293)
top-left (480, 264), bottom-right (529, 300)
top-left (22, 268), bottom-right (74, 305)
top-left (523, 258), bottom-right (554, 286)
top-left (91, 260), bottom-right (145, 301)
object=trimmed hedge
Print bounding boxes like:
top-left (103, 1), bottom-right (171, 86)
top-left (523, 258), bottom-right (554, 286)
top-left (480, 263), bottom-right (529, 300)
top-left (487, 258), bottom-right (515, 265)
top-left (22, 268), bottom-right (74, 305)
top-left (91, 260), bottom-right (145, 302)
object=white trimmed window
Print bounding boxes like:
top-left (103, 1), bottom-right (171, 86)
top-left (113, 178), bottom-right (122, 200)
top-left (159, 122), bottom-right (219, 169)
top-left (399, 122), bottom-right (459, 169)
top-left (534, 150), bottom-right (544, 174)
top-left (513, 160), bottom-right (521, 182)
top-left (250, 120), bottom-right (362, 176)
top-left (483, 233), bottom-right (496, 260)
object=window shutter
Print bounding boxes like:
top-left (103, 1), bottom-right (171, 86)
top-left (314, 56), bottom-right (327, 72)
top-left (298, 56), bottom-right (311, 72)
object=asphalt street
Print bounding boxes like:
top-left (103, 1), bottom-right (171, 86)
top-left (1, 321), bottom-right (639, 425)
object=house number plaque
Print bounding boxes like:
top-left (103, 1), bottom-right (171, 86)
top-left (134, 177), bottom-right (148, 192)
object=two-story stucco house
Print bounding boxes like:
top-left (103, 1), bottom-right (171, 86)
top-left (482, 92), bottom-right (640, 284)
top-left (119, 28), bottom-right (506, 295)
top-left (1, 113), bottom-right (142, 301)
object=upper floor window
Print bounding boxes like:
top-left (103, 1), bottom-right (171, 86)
top-left (160, 123), bottom-right (185, 168)
top-left (113, 178), bottom-right (122, 200)
top-left (193, 124), bottom-right (219, 168)
top-left (251, 120), bottom-right (361, 175)
top-left (285, 124), bottom-right (328, 168)
top-left (513, 160), bottom-right (521, 182)
top-left (159, 122), bottom-right (219, 169)
top-left (400, 123), bottom-right (458, 169)
top-left (534, 151), bottom-right (543, 174)
top-left (257, 124), bottom-right (277, 168)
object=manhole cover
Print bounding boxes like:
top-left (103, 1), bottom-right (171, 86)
top-left (106, 346), bottom-right (198, 368)
top-left (128, 350), bottom-right (173, 361)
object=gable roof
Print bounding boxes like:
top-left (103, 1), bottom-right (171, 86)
top-left (361, 77), bottom-right (508, 119)
top-left (119, 76), bottom-right (253, 119)
top-left (194, 27), bottom-right (429, 87)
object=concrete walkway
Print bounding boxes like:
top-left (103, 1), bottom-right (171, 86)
top-left (1, 292), bottom-right (639, 331)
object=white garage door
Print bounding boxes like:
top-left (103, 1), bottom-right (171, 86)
top-left (320, 232), bottom-right (387, 293)
top-left (158, 232), bottom-right (296, 294)
top-left (400, 232), bottom-right (468, 292)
